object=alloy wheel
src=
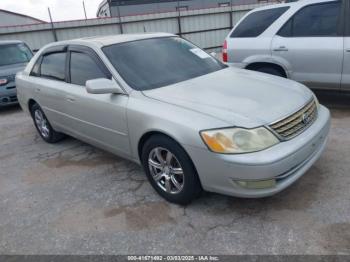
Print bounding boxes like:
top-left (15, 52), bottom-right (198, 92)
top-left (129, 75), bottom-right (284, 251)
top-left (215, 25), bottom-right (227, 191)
top-left (34, 109), bottom-right (50, 138)
top-left (148, 147), bottom-right (185, 194)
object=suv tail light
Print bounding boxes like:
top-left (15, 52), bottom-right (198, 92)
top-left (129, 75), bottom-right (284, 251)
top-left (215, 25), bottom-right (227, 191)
top-left (222, 40), bottom-right (228, 62)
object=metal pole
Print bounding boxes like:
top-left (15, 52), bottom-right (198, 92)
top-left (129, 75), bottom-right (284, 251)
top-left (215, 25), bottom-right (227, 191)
top-left (229, 0), bottom-right (233, 28)
top-left (177, 0), bottom-right (182, 36)
top-left (83, 1), bottom-right (88, 20)
top-left (116, 2), bottom-right (124, 34)
top-left (48, 7), bottom-right (58, 42)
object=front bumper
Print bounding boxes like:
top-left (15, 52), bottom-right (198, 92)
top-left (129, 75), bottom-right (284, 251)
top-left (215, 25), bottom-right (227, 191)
top-left (0, 85), bottom-right (18, 106)
top-left (184, 105), bottom-right (331, 198)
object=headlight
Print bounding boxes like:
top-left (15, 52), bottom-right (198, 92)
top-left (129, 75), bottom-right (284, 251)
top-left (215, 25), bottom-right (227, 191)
top-left (200, 127), bottom-right (279, 154)
top-left (0, 78), bottom-right (8, 86)
top-left (312, 93), bottom-right (320, 109)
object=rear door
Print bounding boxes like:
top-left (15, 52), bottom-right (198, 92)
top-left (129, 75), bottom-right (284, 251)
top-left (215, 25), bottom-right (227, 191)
top-left (29, 46), bottom-right (69, 128)
top-left (62, 45), bottom-right (130, 155)
top-left (272, 1), bottom-right (344, 90)
top-left (226, 7), bottom-right (290, 64)
top-left (342, 0), bottom-right (350, 90)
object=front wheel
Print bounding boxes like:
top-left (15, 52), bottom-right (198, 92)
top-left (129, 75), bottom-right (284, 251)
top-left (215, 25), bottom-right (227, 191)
top-left (30, 103), bottom-right (65, 143)
top-left (141, 135), bottom-right (202, 205)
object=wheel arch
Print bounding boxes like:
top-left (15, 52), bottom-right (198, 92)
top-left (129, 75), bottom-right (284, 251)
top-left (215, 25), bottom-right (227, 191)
top-left (137, 130), bottom-right (204, 190)
top-left (242, 55), bottom-right (291, 78)
top-left (28, 99), bottom-right (38, 114)
top-left (246, 62), bottom-right (288, 78)
top-left (137, 130), bottom-right (183, 162)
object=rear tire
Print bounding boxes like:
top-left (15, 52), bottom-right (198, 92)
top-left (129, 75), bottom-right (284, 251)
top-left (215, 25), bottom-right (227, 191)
top-left (141, 135), bottom-right (202, 205)
top-left (250, 66), bottom-right (285, 78)
top-left (30, 103), bottom-right (65, 143)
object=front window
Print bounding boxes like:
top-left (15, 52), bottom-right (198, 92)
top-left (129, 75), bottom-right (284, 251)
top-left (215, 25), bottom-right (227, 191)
top-left (0, 43), bottom-right (33, 67)
top-left (102, 37), bottom-right (226, 91)
top-left (278, 2), bottom-right (341, 37)
top-left (70, 52), bottom-right (107, 86)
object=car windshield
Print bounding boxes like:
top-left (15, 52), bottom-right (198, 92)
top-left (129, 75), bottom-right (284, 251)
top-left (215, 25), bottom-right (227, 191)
top-left (102, 37), bottom-right (226, 91)
top-left (0, 43), bottom-right (33, 67)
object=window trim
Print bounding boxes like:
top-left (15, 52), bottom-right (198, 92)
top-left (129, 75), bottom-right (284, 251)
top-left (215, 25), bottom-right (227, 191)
top-left (277, 1), bottom-right (344, 38)
top-left (30, 45), bottom-right (68, 81)
top-left (67, 45), bottom-right (112, 86)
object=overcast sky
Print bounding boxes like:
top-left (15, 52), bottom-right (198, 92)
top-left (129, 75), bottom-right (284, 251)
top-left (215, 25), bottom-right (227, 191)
top-left (0, 0), bottom-right (102, 22)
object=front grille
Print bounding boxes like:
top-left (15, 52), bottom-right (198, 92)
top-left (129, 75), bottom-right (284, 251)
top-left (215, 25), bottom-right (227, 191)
top-left (270, 99), bottom-right (318, 140)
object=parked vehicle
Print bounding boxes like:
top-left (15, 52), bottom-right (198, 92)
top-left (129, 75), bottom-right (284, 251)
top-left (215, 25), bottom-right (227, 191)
top-left (16, 33), bottom-right (330, 204)
top-left (0, 40), bottom-right (33, 106)
top-left (223, 0), bottom-right (350, 91)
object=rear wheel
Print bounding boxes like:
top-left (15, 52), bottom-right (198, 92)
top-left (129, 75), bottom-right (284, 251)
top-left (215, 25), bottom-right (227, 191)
top-left (141, 135), bottom-right (202, 205)
top-left (30, 103), bottom-right (65, 143)
top-left (249, 65), bottom-right (286, 78)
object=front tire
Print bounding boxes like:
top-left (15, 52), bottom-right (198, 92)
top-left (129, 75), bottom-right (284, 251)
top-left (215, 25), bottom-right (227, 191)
top-left (141, 135), bottom-right (202, 205)
top-left (30, 103), bottom-right (65, 143)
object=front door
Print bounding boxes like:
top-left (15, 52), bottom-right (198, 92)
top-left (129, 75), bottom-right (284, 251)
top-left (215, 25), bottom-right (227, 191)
top-left (61, 46), bottom-right (130, 156)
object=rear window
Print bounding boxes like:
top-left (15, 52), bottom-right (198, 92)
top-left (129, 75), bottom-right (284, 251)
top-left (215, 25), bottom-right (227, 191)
top-left (0, 43), bottom-right (33, 67)
top-left (40, 52), bottom-right (66, 81)
top-left (231, 7), bottom-right (289, 38)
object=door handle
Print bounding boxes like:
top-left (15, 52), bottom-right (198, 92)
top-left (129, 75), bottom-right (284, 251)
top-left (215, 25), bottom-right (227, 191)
top-left (346, 49), bottom-right (350, 52)
top-left (273, 46), bottom-right (289, 52)
top-left (66, 95), bottom-right (76, 102)
top-left (35, 88), bottom-right (41, 92)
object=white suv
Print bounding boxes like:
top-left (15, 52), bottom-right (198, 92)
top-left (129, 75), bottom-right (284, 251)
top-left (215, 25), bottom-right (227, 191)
top-left (223, 0), bottom-right (350, 91)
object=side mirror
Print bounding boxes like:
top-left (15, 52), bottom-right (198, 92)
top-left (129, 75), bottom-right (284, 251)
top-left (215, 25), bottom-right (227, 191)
top-left (86, 78), bottom-right (124, 94)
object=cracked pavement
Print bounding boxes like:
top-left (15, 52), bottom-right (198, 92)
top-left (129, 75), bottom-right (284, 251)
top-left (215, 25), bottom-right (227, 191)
top-left (0, 92), bottom-right (349, 255)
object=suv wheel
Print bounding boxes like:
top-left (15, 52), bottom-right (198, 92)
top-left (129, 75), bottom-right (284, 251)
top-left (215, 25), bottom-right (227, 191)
top-left (30, 103), bottom-right (65, 143)
top-left (251, 66), bottom-right (286, 78)
top-left (141, 135), bottom-right (202, 205)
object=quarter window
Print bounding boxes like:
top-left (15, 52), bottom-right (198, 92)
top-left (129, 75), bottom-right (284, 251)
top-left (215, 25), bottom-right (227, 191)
top-left (231, 7), bottom-right (289, 38)
top-left (278, 2), bottom-right (341, 37)
top-left (40, 52), bottom-right (66, 81)
top-left (70, 52), bottom-right (107, 86)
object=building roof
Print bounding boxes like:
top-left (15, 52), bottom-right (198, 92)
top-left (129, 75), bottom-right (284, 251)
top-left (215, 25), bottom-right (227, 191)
top-left (0, 9), bottom-right (45, 23)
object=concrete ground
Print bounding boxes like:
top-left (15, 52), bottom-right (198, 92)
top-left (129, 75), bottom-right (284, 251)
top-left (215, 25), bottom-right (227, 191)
top-left (0, 92), bottom-right (349, 255)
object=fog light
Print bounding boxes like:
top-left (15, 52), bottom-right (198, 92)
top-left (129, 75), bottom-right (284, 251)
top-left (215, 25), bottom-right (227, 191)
top-left (234, 179), bottom-right (276, 189)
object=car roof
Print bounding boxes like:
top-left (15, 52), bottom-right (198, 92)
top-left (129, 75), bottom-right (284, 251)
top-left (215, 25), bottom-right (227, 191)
top-left (0, 40), bottom-right (24, 45)
top-left (47, 33), bottom-right (176, 48)
top-left (251, 0), bottom-right (338, 12)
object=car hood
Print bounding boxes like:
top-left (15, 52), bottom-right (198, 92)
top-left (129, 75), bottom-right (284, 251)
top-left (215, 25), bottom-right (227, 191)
top-left (143, 67), bottom-right (313, 127)
top-left (0, 62), bottom-right (27, 77)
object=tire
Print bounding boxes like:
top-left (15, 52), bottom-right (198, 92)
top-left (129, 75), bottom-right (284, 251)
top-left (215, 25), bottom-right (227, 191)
top-left (141, 135), bottom-right (202, 205)
top-left (30, 103), bottom-right (65, 143)
top-left (253, 66), bottom-right (285, 78)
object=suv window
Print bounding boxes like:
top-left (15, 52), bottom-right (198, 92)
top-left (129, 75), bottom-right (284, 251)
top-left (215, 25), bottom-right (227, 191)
top-left (40, 52), bottom-right (66, 81)
top-left (278, 2), bottom-right (341, 37)
top-left (231, 7), bottom-right (289, 38)
top-left (70, 52), bottom-right (107, 86)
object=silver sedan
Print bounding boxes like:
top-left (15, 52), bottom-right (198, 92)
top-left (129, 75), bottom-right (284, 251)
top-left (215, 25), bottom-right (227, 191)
top-left (16, 33), bottom-right (331, 204)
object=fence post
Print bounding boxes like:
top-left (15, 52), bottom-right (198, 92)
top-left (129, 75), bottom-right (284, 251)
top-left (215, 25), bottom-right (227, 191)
top-left (116, 4), bottom-right (124, 34)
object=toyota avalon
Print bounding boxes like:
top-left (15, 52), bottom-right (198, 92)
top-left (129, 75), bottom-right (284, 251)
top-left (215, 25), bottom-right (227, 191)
top-left (16, 33), bottom-right (330, 204)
